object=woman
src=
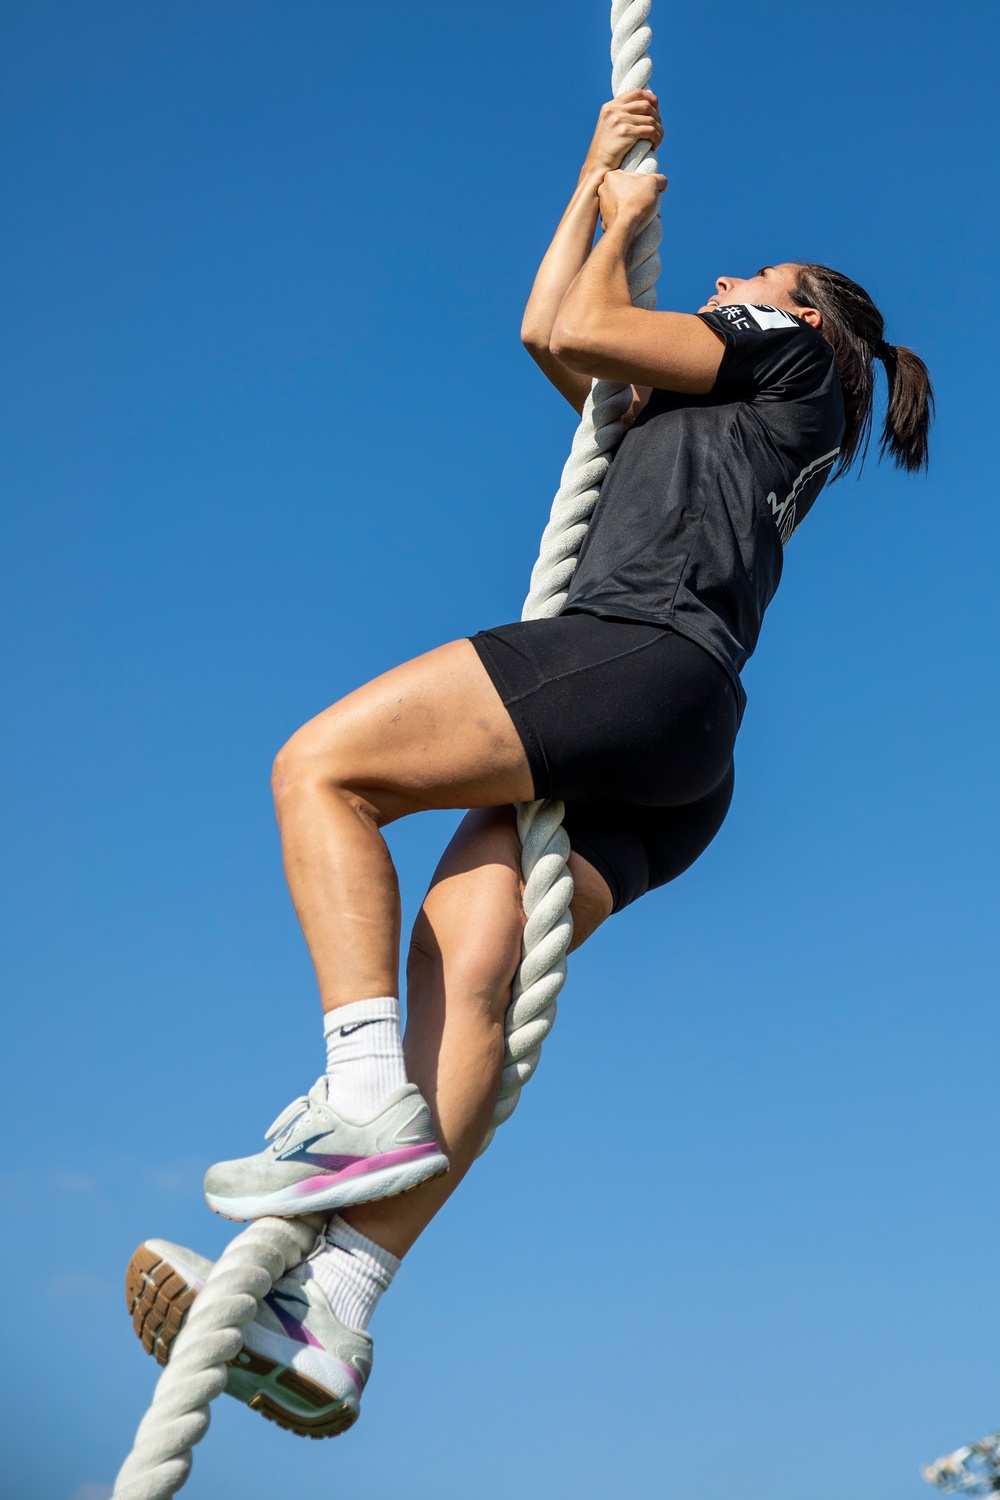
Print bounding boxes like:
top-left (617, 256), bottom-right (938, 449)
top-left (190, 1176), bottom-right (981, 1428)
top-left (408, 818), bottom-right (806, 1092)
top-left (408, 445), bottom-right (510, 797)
top-left (126, 91), bottom-right (933, 1435)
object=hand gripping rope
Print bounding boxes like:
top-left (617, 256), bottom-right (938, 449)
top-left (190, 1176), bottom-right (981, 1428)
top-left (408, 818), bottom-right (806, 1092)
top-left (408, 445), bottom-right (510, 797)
top-left (111, 4), bottom-right (661, 1493)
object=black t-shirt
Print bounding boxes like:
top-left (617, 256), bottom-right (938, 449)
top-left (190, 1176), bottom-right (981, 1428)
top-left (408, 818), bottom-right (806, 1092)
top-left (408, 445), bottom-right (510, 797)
top-left (562, 303), bottom-right (846, 713)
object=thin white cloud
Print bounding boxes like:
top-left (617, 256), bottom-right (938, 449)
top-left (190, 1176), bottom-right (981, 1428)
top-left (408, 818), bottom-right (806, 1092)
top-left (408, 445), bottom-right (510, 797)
top-left (145, 1159), bottom-right (204, 1194)
top-left (49, 1271), bottom-right (112, 1300)
top-left (52, 1171), bottom-right (97, 1193)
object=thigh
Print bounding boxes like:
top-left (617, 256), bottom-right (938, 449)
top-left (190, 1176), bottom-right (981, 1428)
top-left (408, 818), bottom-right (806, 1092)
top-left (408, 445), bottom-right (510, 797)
top-left (471, 614), bottom-right (739, 806)
top-left (282, 639), bottom-right (535, 820)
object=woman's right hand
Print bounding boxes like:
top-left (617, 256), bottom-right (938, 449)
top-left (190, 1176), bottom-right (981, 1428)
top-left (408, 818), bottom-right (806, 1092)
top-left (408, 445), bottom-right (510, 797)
top-left (582, 89), bottom-right (663, 177)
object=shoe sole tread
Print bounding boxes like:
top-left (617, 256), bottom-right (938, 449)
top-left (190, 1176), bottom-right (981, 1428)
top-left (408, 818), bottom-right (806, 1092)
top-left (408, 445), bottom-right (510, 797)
top-left (124, 1244), bottom-right (356, 1439)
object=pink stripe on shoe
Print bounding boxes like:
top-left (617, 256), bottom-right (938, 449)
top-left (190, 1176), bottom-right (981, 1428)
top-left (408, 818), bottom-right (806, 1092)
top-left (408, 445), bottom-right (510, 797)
top-left (336, 1359), bottom-right (364, 1395)
top-left (293, 1142), bottom-right (441, 1195)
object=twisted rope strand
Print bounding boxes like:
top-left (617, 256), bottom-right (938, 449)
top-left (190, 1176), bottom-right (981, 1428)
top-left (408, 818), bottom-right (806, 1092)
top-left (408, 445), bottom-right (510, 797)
top-left (112, 1218), bottom-right (318, 1499)
top-left (480, 0), bottom-right (660, 1153)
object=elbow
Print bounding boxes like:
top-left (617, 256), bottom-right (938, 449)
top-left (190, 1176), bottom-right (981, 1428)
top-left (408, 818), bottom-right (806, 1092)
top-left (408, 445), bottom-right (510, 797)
top-left (520, 316), bottom-right (550, 358)
top-left (548, 319), bottom-right (596, 373)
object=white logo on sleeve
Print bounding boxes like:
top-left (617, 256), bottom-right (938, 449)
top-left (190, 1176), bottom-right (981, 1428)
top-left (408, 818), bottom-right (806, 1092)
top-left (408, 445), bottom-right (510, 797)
top-left (746, 304), bottom-right (801, 330)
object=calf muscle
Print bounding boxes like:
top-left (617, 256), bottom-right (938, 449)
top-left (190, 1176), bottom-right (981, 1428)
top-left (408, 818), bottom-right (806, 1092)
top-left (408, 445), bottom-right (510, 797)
top-left (341, 808), bottom-right (613, 1259)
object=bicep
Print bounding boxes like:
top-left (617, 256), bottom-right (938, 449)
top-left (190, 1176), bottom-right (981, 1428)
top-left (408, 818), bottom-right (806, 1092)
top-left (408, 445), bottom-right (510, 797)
top-left (553, 310), bottom-right (726, 395)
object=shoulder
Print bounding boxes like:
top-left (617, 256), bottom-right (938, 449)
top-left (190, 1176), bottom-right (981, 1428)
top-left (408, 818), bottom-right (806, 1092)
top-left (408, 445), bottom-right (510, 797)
top-left (703, 303), bottom-right (802, 333)
top-left (700, 304), bottom-right (836, 401)
top-left (700, 303), bottom-right (830, 353)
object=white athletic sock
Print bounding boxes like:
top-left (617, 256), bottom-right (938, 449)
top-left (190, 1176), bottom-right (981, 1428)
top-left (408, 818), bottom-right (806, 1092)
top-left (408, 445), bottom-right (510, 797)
top-left (309, 1215), bottom-right (400, 1331)
top-left (323, 995), bottom-right (407, 1120)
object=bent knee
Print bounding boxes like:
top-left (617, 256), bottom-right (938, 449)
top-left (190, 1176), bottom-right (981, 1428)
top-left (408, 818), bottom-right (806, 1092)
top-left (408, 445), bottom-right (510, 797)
top-left (271, 717), bottom-right (373, 817)
top-left (272, 728), bottom-right (323, 802)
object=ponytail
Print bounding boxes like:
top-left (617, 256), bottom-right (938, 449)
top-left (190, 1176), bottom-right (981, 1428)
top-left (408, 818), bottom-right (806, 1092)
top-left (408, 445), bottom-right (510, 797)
top-left (877, 341), bottom-right (934, 474)
top-left (790, 264), bottom-right (933, 477)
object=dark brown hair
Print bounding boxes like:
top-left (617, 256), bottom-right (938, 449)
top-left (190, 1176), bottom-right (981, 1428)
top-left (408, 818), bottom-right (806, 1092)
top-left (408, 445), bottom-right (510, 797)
top-left (789, 263), bottom-right (933, 477)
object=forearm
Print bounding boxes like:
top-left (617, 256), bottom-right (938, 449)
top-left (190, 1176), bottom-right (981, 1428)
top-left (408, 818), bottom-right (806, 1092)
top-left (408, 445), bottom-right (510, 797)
top-left (520, 92), bottom-right (664, 410)
top-left (550, 216), bottom-right (636, 360)
top-left (521, 166), bottom-right (605, 350)
top-left (550, 203), bottom-right (723, 394)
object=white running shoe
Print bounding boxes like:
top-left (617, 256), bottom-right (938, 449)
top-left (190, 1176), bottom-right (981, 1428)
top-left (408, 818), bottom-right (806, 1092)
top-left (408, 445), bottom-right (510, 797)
top-left (126, 1237), bottom-right (372, 1438)
top-left (204, 1078), bottom-right (449, 1221)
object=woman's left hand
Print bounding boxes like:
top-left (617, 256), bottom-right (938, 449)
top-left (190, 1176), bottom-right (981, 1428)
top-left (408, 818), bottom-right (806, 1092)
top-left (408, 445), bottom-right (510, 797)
top-left (598, 169), bottom-right (667, 234)
top-left (583, 90), bottom-right (664, 176)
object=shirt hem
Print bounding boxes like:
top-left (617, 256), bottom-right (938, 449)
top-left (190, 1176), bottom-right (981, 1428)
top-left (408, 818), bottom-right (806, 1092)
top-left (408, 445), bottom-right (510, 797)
top-left (560, 603), bottom-right (747, 722)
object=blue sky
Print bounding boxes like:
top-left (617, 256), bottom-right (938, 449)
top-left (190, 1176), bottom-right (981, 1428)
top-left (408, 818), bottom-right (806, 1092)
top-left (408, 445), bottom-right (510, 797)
top-left (3, 1), bottom-right (999, 1497)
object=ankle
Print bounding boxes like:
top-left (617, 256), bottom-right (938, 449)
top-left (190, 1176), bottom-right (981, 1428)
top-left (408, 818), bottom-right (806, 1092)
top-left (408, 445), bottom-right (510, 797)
top-left (323, 996), bottom-right (407, 1119)
top-left (309, 1215), bottom-right (401, 1331)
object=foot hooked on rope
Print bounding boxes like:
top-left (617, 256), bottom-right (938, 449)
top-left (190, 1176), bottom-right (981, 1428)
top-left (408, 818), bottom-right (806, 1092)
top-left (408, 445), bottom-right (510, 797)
top-left (125, 1235), bottom-right (374, 1439)
top-left (203, 1077), bottom-right (449, 1221)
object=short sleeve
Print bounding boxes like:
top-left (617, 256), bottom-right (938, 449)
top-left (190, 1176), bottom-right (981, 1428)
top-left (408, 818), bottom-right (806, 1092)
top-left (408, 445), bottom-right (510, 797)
top-left (698, 304), bottom-right (835, 403)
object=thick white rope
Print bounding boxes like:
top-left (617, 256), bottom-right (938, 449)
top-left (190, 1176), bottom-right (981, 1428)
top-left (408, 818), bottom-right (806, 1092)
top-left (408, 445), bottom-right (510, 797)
top-left (112, 6), bottom-right (660, 1490)
top-left (479, 0), bottom-right (662, 1153)
top-left (112, 1218), bottom-right (318, 1499)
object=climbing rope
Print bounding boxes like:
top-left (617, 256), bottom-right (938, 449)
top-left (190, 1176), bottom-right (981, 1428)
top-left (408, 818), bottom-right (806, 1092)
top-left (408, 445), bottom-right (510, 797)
top-left (112, 3), bottom-right (660, 1491)
top-left (112, 1217), bottom-right (318, 1499)
top-left (481, 0), bottom-right (662, 1151)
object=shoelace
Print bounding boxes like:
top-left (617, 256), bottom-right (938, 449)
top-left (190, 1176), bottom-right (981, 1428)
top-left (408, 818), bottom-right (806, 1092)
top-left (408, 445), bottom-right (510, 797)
top-left (263, 1078), bottom-right (326, 1143)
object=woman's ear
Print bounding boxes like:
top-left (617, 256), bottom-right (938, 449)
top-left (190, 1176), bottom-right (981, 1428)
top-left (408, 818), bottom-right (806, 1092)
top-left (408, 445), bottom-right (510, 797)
top-left (796, 306), bottom-right (822, 329)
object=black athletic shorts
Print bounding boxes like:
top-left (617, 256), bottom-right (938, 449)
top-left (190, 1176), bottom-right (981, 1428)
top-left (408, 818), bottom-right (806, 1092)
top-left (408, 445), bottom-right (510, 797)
top-left (470, 612), bottom-right (739, 912)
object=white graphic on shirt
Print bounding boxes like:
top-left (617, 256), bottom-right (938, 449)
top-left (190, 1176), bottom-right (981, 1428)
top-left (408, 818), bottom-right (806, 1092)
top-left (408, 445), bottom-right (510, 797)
top-left (715, 303), bottom-right (801, 333)
top-left (766, 447), bottom-right (841, 545)
top-left (745, 304), bottom-right (800, 331)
